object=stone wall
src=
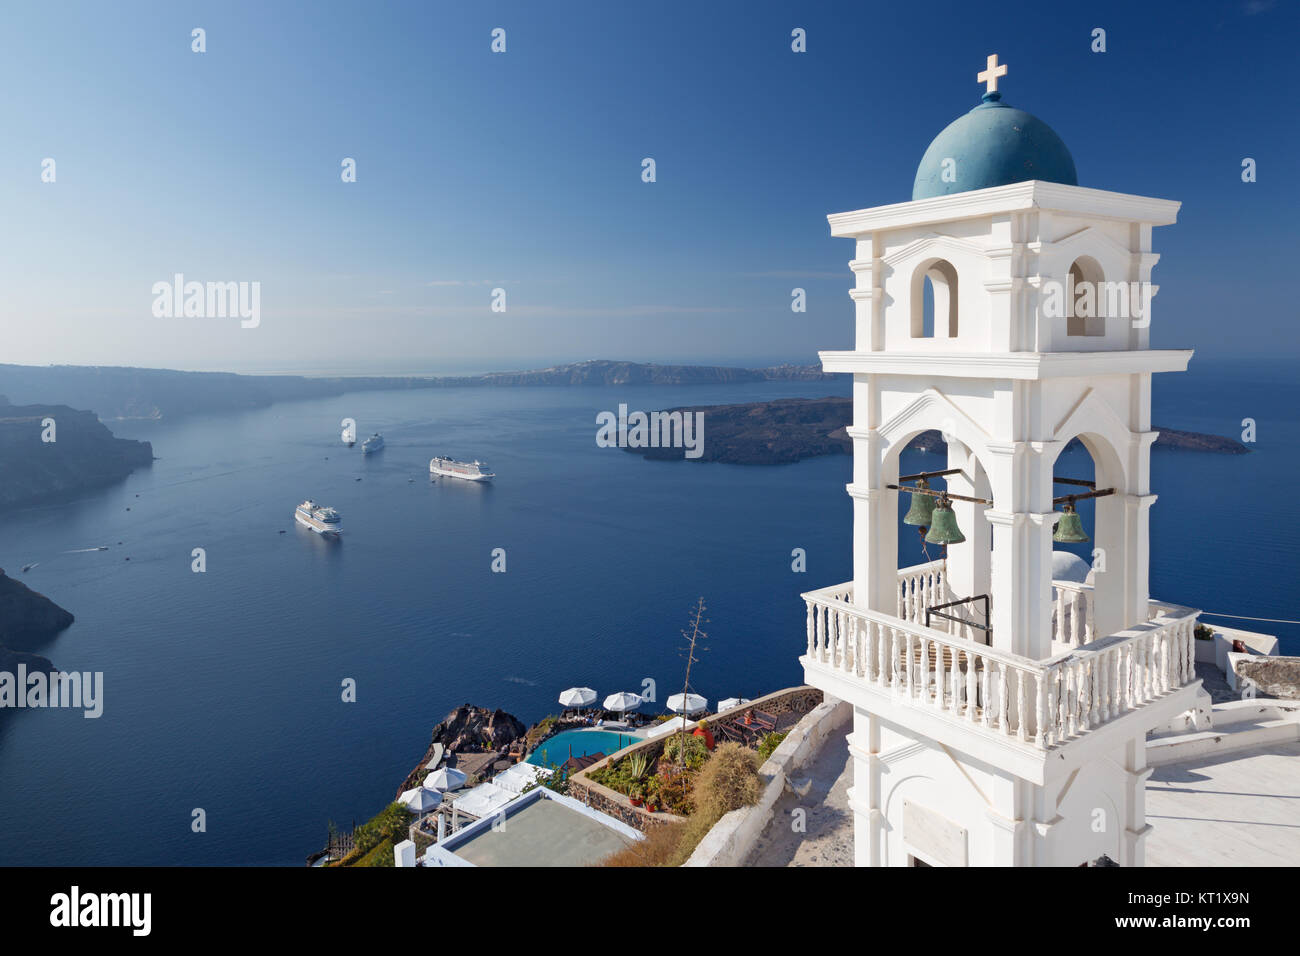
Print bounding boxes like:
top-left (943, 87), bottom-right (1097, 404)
top-left (683, 696), bottom-right (851, 867)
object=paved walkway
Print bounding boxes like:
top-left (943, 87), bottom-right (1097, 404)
top-left (746, 737), bottom-right (854, 867)
top-left (1145, 740), bottom-right (1300, 866)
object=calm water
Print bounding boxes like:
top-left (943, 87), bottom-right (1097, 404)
top-left (0, 361), bottom-right (1294, 865)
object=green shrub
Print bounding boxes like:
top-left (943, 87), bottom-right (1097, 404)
top-left (352, 802), bottom-right (414, 856)
top-left (353, 837), bottom-right (396, 867)
top-left (756, 731), bottom-right (788, 763)
top-left (662, 733), bottom-right (709, 771)
top-left (526, 715), bottom-right (558, 749)
top-left (597, 742), bottom-right (763, 867)
top-left (625, 753), bottom-right (649, 781)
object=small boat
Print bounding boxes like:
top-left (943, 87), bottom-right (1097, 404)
top-left (362, 433), bottom-right (384, 455)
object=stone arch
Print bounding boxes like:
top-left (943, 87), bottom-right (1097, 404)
top-left (910, 258), bottom-right (959, 339)
top-left (1048, 392), bottom-right (1131, 493)
top-left (1045, 418), bottom-right (1131, 641)
top-left (879, 391), bottom-right (997, 622)
top-left (878, 388), bottom-right (993, 473)
top-left (1067, 255), bottom-right (1105, 337)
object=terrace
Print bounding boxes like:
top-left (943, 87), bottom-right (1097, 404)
top-left (803, 560), bottom-right (1200, 755)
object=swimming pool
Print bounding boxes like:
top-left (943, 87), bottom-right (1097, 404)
top-left (526, 729), bottom-right (641, 767)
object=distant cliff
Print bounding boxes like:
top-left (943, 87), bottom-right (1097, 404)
top-left (0, 396), bottom-right (154, 511)
top-left (622, 396), bottom-right (1251, 465)
top-left (0, 568), bottom-right (72, 675)
top-left (0, 360), bottom-right (833, 421)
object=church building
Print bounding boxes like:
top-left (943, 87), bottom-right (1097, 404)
top-left (800, 56), bottom-right (1203, 867)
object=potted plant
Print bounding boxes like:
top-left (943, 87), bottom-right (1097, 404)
top-left (629, 785), bottom-right (644, 808)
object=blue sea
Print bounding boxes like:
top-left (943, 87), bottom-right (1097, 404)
top-left (0, 360), bottom-right (1295, 865)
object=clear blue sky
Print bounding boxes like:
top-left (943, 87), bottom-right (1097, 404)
top-left (2, 0), bottom-right (1295, 373)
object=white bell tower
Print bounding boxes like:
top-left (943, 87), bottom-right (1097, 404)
top-left (800, 57), bottom-right (1205, 867)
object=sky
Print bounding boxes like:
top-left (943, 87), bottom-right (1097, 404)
top-left (1, 0), bottom-right (1296, 374)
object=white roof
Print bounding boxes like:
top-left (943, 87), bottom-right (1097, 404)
top-left (493, 762), bottom-right (552, 794)
top-left (451, 782), bottom-right (518, 819)
top-left (645, 716), bottom-right (696, 739)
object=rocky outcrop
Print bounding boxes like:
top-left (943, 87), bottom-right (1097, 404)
top-left (622, 396), bottom-right (1250, 465)
top-left (0, 398), bottom-right (154, 511)
top-left (1235, 658), bottom-right (1300, 700)
top-left (0, 568), bottom-right (74, 645)
top-left (397, 704), bottom-right (527, 795)
top-left (0, 568), bottom-right (71, 677)
top-left (629, 397), bottom-right (854, 465)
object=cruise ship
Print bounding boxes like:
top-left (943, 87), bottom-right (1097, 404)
top-left (429, 457), bottom-right (495, 482)
top-left (361, 433), bottom-right (384, 455)
top-left (295, 500), bottom-right (342, 535)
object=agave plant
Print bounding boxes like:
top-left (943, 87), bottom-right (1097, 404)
top-left (625, 753), bottom-right (649, 781)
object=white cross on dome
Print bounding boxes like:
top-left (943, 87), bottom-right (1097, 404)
top-left (977, 53), bottom-right (1007, 94)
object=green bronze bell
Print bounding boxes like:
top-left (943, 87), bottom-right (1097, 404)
top-left (903, 478), bottom-right (936, 527)
top-left (1053, 503), bottom-right (1089, 543)
top-left (924, 496), bottom-right (965, 545)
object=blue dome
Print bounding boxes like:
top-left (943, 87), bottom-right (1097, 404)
top-left (912, 93), bottom-right (1077, 200)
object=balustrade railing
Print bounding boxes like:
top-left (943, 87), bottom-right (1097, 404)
top-left (897, 559), bottom-right (947, 629)
top-left (803, 579), bottom-right (1198, 751)
top-left (1051, 579), bottom-right (1095, 648)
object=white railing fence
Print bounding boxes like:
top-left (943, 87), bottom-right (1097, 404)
top-left (803, 581), bottom-right (1197, 750)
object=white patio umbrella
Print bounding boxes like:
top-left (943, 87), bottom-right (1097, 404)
top-left (423, 766), bottom-right (468, 791)
top-left (398, 786), bottom-right (442, 815)
top-left (667, 692), bottom-right (708, 714)
top-left (558, 687), bottom-right (597, 709)
top-left (717, 697), bottom-right (751, 712)
top-left (603, 691), bottom-right (643, 713)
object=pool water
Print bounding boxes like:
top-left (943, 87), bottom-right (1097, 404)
top-left (527, 730), bottom-right (640, 768)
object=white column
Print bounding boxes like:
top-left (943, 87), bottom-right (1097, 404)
top-left (851, 234), bottom-right (883, 351)
top-left (1120, 733), bottom-right (1153, 866)
top-left (944, 441), bottom-right (991, 633)
top-left (985, 438), bottom-right (1055, 659)
top-left (849, 390), bottom-right (896, 613)
top-left (848, 708), bottom-right (881, 867)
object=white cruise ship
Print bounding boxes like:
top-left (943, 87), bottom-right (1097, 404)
top-left (429, 457), bottom-right (495, 482)
top-left (362, 433), bottom-right (384, 455)
top-left (295, 500), bottom-right (342, 535)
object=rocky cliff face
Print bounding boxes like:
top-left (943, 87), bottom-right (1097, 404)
top-left (0, 568), bottom-right (72, 674)
top-left (397, 704), bottom-right (528, 795)
top-left (0, 397), bottom-right (153, 511)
